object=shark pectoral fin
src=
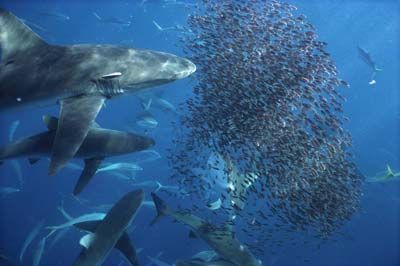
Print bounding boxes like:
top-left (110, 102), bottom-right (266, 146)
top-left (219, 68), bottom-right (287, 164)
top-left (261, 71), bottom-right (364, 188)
top-left (73, 157), bottom-right (104, 196)
top-left (188, 230), bottom-right (198, 239)
top-left (115, 232), bottom-right (139, 266)
top-left (79, 233), bottom-right (96, 249)
top-left (49, 95), bottom-right (105, 175)
top-left (74, 220), bottom-right (138, 265)
top-left (42, 115), bottom-right (59, 131)
top-left (150, 192), bottom-right (168, 226)
top-left (28, 158), bottom-right (41, 165)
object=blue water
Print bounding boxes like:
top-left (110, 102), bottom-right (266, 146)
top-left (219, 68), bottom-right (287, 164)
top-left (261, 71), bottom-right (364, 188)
top-left (0, 1), bottom-right (399, 265)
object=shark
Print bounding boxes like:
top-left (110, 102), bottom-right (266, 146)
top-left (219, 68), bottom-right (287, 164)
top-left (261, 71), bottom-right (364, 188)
top-left (74, 189), bottom-right (144, 266)
top-left (223, 155), bottom-right (258, 211)
top-left (206, 153), bottom-right (258, 211)
top-left (150, 193), bottom-right (262, 266)
top-left (0, 8), bottom-right (196, 176)
top-left (0, 115), bottom-right (155, 195)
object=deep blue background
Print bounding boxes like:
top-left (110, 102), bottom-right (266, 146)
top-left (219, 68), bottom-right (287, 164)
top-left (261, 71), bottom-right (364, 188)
top-left (0, 0), bottom-right (399, 265)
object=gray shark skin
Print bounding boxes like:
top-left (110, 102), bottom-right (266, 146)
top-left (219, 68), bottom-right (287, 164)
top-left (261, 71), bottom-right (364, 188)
top-left (0, 8), bottom-right (195, 175)
top-left (75, 189), bottom-right (144, 266)
top-left (150, 193), bottom-right (262, 266)
top-left (0, 116), bottom-right (155, 195)
top-left (74, 220), bottom-right (139, 266)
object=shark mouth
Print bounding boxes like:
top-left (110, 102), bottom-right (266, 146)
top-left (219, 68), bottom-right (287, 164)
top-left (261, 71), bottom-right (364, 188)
top-left (126, 78), bottom-right (171, 90)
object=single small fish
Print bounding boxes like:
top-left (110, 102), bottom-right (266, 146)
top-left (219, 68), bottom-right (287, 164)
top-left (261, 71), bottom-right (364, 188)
top-left (93, 12), bottom-right (131, 26)
top-left (8, 120), bottom-right (20, 142)
top-left (0, 186), bottom-right (20, 196)
top-left (97, 162), bottom-right (143, 173)
top-left (155, 97), bottom-right (177, 113)
top-left (146, 255), bottom-right (171, 266)
top-left (11, 160), bottom-right (23, 188)
top-left (136, 111), bottom-right (158, 128)
top-left (47, 227), bottom-right (69, 250)
top-left (152, 20), bottom-right (190, 34)
top-left (57, 200), bottom-right (73, 221)
top-left (207, 198), bottom-right (222, 210)
top-left (136, 150), bottom-right (162, 164)
top-left (32, 237), bottom-right (47, 266)
top-left (46, 213), bottom-right (106, 237)
top-left (40, 11), bottom-right (70, 21)
top-left (357, 46), bottom-right (383, 84)
top-left (366, 165), bottom-right (400, 183)
top-left (20, 220), bottom-right (44, 262)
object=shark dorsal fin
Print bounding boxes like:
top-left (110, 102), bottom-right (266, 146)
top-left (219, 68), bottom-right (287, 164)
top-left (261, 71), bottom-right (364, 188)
top-left (79, 233), bottom-right (96, 249)
top-left (0, 8), bottom-right (48, 60)
top-left (42, 115), bottom-right (59, 131)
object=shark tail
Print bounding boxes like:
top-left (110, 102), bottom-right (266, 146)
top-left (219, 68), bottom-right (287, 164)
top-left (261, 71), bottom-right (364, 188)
top-left (152, 20), bottom-right (163, 31)
top-left (150, 192), bottom-right (168, 226)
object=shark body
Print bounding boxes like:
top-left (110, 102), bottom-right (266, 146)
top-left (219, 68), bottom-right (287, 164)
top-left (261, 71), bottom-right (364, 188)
top-left (0, 116), bottom-right (155, 195)
top-left (151, 193), bottom-right (262, 266)
top-left (0, 8), bottom-right (195, 175)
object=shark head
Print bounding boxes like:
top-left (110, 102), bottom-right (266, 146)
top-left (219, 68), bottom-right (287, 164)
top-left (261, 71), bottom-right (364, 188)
top-left (121, 49), bottom-right (196, 90)
top-left (83, 46), bottom-right (196, 97)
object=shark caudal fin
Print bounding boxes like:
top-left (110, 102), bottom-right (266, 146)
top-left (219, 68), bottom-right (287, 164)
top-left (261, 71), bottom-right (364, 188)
top-left (0, 8), bottom-right (48, 60)
top-left (150, 192), bottom-right (169, 226)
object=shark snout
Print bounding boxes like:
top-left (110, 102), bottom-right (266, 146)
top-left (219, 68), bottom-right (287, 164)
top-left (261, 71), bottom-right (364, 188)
top-left (175, 58), bottom-right (196, 79)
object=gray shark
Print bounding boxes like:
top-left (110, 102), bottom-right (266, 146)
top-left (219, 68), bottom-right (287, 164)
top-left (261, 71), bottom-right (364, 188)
top-left (222, 155), bottom-right (258, 211)
top-left (0, 115), bottom-right (155, 195)
top-left (0, 8), bottom-right (196, 175)
top-left (74, 189), bottom-right (144, 266)
top-left (150, 193), bottom-right (262, 266)
top-left (74, 220), bottom-right (138, 266)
